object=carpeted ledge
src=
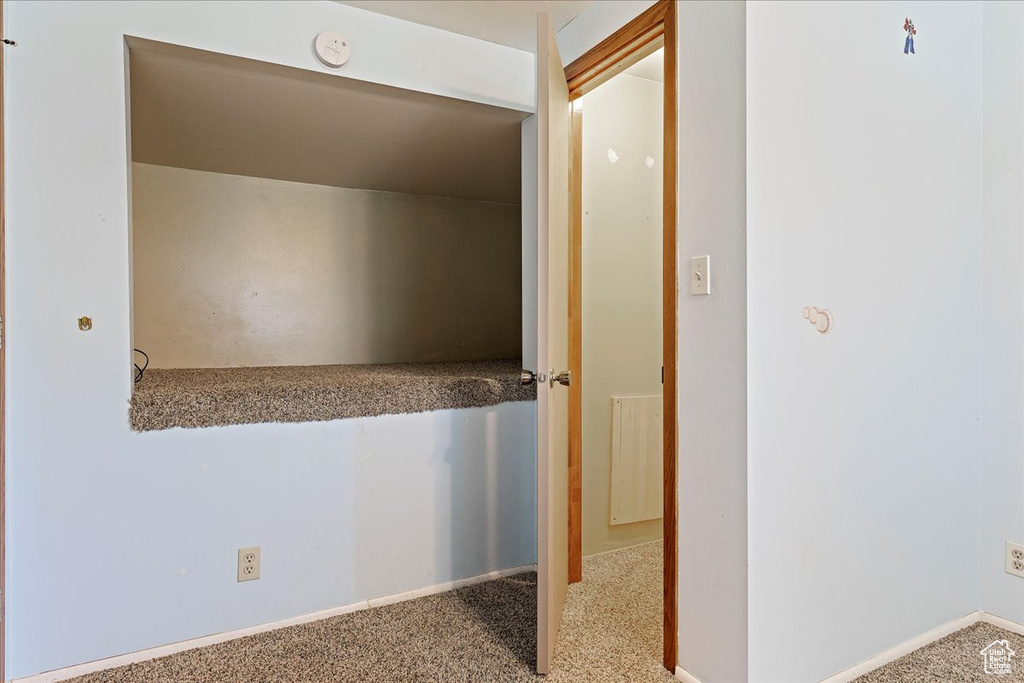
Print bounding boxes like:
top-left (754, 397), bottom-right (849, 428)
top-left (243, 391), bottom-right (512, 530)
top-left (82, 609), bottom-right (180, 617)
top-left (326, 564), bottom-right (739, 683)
top-left (130, 359), bottom-right (535, 432)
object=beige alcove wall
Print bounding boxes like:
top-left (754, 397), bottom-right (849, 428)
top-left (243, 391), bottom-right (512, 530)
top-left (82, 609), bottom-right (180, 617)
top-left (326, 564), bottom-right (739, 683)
top-left (131, 163), bottom-right (523, 369)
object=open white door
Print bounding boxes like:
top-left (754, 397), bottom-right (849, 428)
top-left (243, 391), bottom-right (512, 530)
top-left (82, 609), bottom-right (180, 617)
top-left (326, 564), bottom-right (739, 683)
top-left (534, 10), bottom-right (571, 675)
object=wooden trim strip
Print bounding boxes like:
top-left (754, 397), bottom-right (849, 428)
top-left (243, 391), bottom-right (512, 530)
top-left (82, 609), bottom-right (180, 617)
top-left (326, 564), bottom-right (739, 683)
top-left (564, 0), bottom-right (669, 99)
top-left (661, 0), bottom-right (679, 672)
top-left (567, 105), bottom-right (583, 585)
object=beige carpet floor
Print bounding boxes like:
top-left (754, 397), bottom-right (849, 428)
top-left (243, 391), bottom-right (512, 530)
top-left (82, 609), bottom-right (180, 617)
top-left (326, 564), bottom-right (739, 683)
top-left (548, 541), bottom-right (676, 683)
top-left (66, 541), bottom-right (669, 682)
top-left (855, 622), bottom-right (1024, 682)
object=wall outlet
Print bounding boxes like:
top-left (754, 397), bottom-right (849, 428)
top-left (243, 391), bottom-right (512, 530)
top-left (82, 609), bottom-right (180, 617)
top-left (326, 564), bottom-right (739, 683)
top-left (1006, 541), bottom-right (1024, 578)
top-left (237, 546), bottom-right (260, 582)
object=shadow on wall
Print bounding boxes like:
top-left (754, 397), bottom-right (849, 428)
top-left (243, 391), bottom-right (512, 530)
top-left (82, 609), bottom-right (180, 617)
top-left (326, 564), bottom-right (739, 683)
top-left (447, 405), bottom-right (538, 667)
top-left (347, 404), bottom-right (536, 627)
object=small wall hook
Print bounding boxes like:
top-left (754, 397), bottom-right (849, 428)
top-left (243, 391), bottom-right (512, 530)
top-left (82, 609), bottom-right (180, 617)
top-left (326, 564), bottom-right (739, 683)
top-left (802, 306), bottom-right (833, 334)
top-left (2, 39), bottom-right (17, 46)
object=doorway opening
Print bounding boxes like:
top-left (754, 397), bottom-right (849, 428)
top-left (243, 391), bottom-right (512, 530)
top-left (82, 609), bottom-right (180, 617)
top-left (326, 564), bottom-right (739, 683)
top-left (575, 47), bottom-right (664, 555)
top-left (564, 0), bottom-right (677, 673)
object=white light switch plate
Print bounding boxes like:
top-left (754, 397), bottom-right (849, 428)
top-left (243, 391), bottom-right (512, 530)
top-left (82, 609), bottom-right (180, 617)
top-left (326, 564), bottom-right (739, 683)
top-left (691, 256), bottom-right (710, 295)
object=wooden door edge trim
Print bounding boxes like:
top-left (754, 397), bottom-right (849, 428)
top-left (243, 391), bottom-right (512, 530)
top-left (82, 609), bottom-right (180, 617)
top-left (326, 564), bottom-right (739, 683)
top-left (566, 27), bottom-right (663, 100)
top-left (567, 105), bottom-right (583, 585)
top-left (563, 0), bottom-right (678, 673)
top-left (660, 0), bottom-right (678, 673)
top-left (564, 0), bottom-right (669, 96)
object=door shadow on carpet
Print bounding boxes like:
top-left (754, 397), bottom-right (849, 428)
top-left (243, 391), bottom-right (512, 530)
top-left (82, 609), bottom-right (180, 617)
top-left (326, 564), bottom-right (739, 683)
top-left (454, 571), bottom-right (538, 671)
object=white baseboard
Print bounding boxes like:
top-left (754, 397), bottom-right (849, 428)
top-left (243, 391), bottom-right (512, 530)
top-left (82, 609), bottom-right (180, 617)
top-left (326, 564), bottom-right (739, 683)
top-left (674, 664), bottom-right (702, 683)
top-left (674, 610), bottom-right (1024, 683)
top-left (11, 564), bottom-right (536, 683)
top-left (820, 611), bottom-right (982, 682)
top-left (980, 611), bottom-right (1024, 636)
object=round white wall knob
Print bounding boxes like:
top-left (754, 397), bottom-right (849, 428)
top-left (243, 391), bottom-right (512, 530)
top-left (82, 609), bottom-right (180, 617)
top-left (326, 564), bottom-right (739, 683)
top-left (314, 31), bottom-right (351, 69)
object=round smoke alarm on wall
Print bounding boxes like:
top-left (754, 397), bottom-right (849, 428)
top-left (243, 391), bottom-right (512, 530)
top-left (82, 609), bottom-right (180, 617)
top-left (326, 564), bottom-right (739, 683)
top-left (313, 31), bottom-right (351, 69)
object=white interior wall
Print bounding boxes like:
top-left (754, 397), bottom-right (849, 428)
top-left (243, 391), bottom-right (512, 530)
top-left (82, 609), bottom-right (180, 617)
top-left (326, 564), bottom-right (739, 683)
top-left (747, 3), bottom-right (982, 681)
top-left (3, 2), bottom-right (535, 678)
top-left (980, 0), bottom-right (1024, 625)
top-left (132, 163), bottom-right (522, 369)
top-left (579, 73), bottom-right (663, 557)
top-left (676, 2), bottom-right (748, 681)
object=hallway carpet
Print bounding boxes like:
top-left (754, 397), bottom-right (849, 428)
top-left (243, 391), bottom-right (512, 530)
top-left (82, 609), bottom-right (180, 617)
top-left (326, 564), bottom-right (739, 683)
top-left (854, 621), bottom-right (1024, 682)
top-left (547, 541), bottom-right (676, 683)
top-left (66, 542), bottom-right (671, 682)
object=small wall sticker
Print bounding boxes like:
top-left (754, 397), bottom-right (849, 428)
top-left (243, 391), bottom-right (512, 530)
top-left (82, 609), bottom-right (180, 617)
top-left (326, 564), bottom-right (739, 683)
top-left (903, 17), bottom-right (916, 55)
top-left (802, 306), bottom-right (833, 334)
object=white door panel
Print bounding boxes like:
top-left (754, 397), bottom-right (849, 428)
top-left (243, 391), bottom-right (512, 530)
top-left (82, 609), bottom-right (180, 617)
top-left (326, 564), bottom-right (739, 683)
top-left (535, 10), bottom-right (570, 675)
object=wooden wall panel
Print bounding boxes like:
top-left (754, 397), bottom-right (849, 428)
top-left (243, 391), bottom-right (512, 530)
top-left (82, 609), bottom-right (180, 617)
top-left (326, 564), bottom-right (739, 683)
top-left (609, 396), bottom-right (664, 525)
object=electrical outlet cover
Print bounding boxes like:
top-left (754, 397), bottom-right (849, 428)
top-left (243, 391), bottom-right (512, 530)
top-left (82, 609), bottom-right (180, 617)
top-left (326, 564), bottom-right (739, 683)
top-left (237, 546), bottom-right (261, 582)
top-left (1006, 541), bottom-right (1024, 578)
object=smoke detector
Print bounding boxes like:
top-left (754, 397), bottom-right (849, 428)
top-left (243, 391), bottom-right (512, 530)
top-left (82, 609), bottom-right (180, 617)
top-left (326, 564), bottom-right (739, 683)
top-left (313, 31), bottom-right (351, 69)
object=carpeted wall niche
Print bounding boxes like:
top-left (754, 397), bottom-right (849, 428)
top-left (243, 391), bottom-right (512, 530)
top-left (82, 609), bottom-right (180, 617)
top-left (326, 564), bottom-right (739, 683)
top-left (127, 45), bottom-right (530, 431)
